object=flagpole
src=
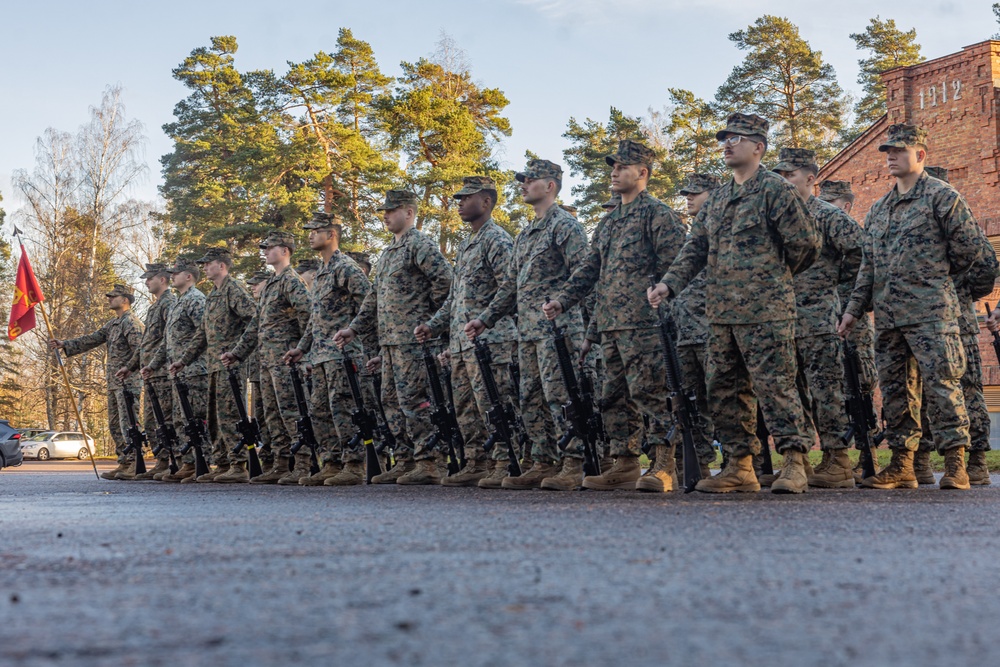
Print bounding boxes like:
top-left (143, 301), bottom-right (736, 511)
top-left (12, 227), bottom-right (101, 480)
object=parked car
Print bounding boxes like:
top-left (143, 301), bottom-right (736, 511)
top-left (19, 431), bottom-right (96, 461)
top-left (17, 428), bottom-right (48, 439)
top-left (0, 419), bottom-right (23, 468)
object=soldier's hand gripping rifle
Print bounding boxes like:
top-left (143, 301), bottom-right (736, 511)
top-left (985, 303), bottom-right (1000, 362)
top-left (546, 299), bottom-right (602, 478)
top-left (842, 339), bottom-right (883, 480)
top-left (343, 351), bottom-right (383, 483)
top-left (227, 369), bottom-right (264, 478)
top-left (421, 344), bottom-right (464, 475)
top-left (145, 382), bottom-right (179, 475)
top-left (122, 388), bottom-right (148, 476)
top-left (174, 378), bottom-right (210, 477)
top-left (473, 337), bottom-right (522, 478)
top-left (288, 363), bottom-right (320, 475)
top-left (648, 277), bottom-right (701, 493)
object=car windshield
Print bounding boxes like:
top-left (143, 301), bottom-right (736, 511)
top-left (23, 432), bottom-right (56, 442)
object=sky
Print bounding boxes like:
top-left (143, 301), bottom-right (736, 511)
top-left (0, 0), bottom-right (995, 220)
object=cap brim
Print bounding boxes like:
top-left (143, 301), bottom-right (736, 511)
top-left (514, 172), bottom-right (528, 183)
top-left (452, 188), bottom-right (479, 199)
top-left (104, 292), bottom-right (117, 298)
top-left (677, 188), bottom-right (697, 195)
top-left (878, 141), bottom-right (909, 152)
top-left (771, 162), bottom-right (798, 173)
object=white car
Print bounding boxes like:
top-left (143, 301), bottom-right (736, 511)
top-left (19, 431), bottom-right (96, 460)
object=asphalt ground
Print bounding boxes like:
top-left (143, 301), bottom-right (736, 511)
top-left (2, 462), bottom-right (998, 666)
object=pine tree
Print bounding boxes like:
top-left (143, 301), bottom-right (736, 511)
top-left (665, 89), bottom-right (727, 178)
top-left (849, 17), bottom-right (924, 132)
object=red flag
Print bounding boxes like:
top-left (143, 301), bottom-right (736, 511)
top-left (9, 245), bottom-right (45, 340)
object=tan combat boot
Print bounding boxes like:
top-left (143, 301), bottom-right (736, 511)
top-left (501, 460), bottom-right (558, 490)
top-left (939, 446), bottom-right (970, 490)
top-left (478, 461), bottom-right (510, 489)
top-left (581, 456), bottom-right (640, 490)
top-left (440, 459), bottom-right (490, 487)
top-left (134, 459), bottom-right (169, 481)
top-left (696, 454), bottom-right (760, 493)
top-left (278, 456), bottom-right (313, 486)
top-left (913, 449), bottom-right (936, 485)
top-left (115, 460), bottom-right (140, 480)
top-left (540, 457), bottom-right (584, 491)
top-left (101, 462), bottom-right (127, 480)
top-left (250, 457), bottom-right (291, 485)
top-left (772, 450), bottom-right (808, 494)
top-left (861, 449), bottom-right (917, 489)
top-left (371, 458), bottom-right (415, 484)
top-left (967, 450), bottom-right (991, 486)
top-left (397, 459), bottom-right (443, 486)
top-left (196, 464), bottom-right (230, 483)
top-left (324, 461), bottom-right (366, 486)
top-left (299, 461), bottom-right (342, 486)
top-left (637, 445), bottom-right (676, 493)
top-left (161, 462), bottom-right (196, 483)
top-left (214, 461), bottom-right (249, 483)
top-left (808, 449), bottom-right (856, 489)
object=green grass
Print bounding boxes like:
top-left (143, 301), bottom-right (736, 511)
top-left (641, 448), bottom-right (1000, 473)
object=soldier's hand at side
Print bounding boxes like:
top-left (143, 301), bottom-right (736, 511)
top-left (647, 283), bottom-right (670, 308)
top-left (283, 348), bottom-right (304, 365)
top-left (366, 356), bottom-right (382, 374)
top-left (837, 313), bottom-right (857, 338)
top-left (139, 366), bottom-right (153, 380)
top-left (48, 339), bottom-right (64, 350)
top-left (987, 309), bottom-right (1000, 333)
top-left (219, 352), bottom-right (239, 368)
top-left (464, 319), bottom-right (486, 340)
top-left (333, 328), bottom-right (356, 349)
top-left (168, 361), bottom-right (185, 376)
top-left (437, 350), bottom-right (451, 367)
top-left (579, 339), bottom-right (592, 365)
top-left (542, 300), bottom-right (563, 321)
top-left (413, 324), bottom-right (432, 344)
top-left (114, 367), bottom-right (130, 381)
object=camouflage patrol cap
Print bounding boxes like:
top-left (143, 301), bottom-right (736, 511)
top-left (246, 270), bottom-right (271, 286)
top-left (345, 251), bottom-right (371, 273)
top-left (453, 176), bottom-right (498, 199)
top-left (771, 148), bottom-right (818, 173)
top-left (303, 211), bottom-right (343, 230)
top-left (878, 123), bottom-right (928, 152)
top-left (258, 230), bottom-right (296, 251)
top-left (817, 180), bottom-right (854, 202)
top-left (140, 263), bottom-right (170, 279)
top-left (678, 173), bottom-right (721, 195)
top-left (605, 139), bottom-right (655, 167)
top-left (195, 247), bottom-right (232, 265)
top-left (602, 193), bottom-right (622, 209)
top-left (295, 258), bottom-right (320, 274)
top-left (559, 204), bottom-right (578, 216)
top-left (925, 166), bottom-right (949, 182)
top-left (515, 159), bottom-right (562, 183)
top-left (105, 283), bottom-right (134, 301)
top-left (165, 258), bottom-right (201, 276)
top-left (377, 189), bottom-right (420, 211)
top-left (716, 112), bottom-right (770, 140)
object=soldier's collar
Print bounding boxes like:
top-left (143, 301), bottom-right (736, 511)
top-left (467, 218), bottom-right (496, 243)
top-left (387, 226), bottom-right (418, 248)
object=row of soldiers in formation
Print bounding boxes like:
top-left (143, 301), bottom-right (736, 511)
top-left (49, 111), bottom-right (1000, 493)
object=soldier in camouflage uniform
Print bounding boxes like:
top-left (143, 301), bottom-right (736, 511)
top-left (245, 271), bottom-right (273, 468)
top-left (336, 190), bottom-right (453, 485)
top-left (841, 124), bottom-right (984, 491)
top-left (415, 176), bottom-right (521, 488)
top-left (116, 263), bottom-right (177, 480)
top-left (284, 213), bottom-right (375, 486)
top-left (149, 259), bottom-right (209, 482)
top-left (652, 113), bottom-right (821, 494)
top-left (548, 140), bottom-right (687, 492)
top-left (295, 258), bottom-right (319, 291)
top-left (669, 174), bottom-right (722, 477)
top-left (228, 231), bottom-right (312, 485)
top-left (773, 148), bottom-right (864, 489)
top-left (466, 159), bottom-right (592, 491)
top-left (50, 284), bottom-right (144, 480)
top-left (170, 248), bottom-right (257, 483)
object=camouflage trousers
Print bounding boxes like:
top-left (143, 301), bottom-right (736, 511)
top-left (172, 374), bottom-right (208, 466)
top-left (207, 369), bottom-right (247, 465)
top-left (599, 328), bottom-right (670, 457)
top-left (450, 343), bottom-right (519, 462)
top-left (310, 360), bottom-right (361, 464)
top-left (378, 345), bottom-right (439, 461)
top-left (875, 321), bottom-right (969, 452)
top-left (850, 312), bottom-right (879, 393)
top-left (919, 332), bottom-right (988, 453)
top-left (109, 381), bottom-right (140, 463)
top-left (706, 320), bottom-right (814, 457)
top-left (795, 333), bottom-right (848, 451)
top-left (257, 362), bottom-right (302, 462)
top-left (518, 334), bottom-right (589, 463)
top-left (249, 380), bottom-right (272, 462)
top-left (142, 376), bottom-right (175, 462)
top-left (668, 342), bottom-right (717, 465)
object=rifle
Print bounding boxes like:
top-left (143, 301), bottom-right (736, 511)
top-left (842, 339), bottom-right (882, 480)
top-left (122, 388), bottom-right (148, 476)
top-left (649, 277), bottom-right (701, 493)
top-left (985, 303), bottom-right (1000, 362)
top-left (756, 405), bottom-right (774, 477)
top-left (473, 338), bottom-right (522, 478)
top-left (507, 362), bottom-right (531, 461)
top-left (546, 300), bottom-right (602, 478)
top-left (421, 344), bottom-right (464, 475)
top-left (174, 378), bottom-right (210, 477)
top-left (227, 369), bottom-right (264, 478)
top-left (145, 382), bottom-right (179, 475)
top-left (288, 364), bottom-right (320, 475)
top-left (370, 373), bottom-right (396, 470)
top-left (343, 351), bottom-right (383, 484)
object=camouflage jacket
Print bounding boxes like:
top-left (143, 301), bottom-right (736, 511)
top-left (63, 310), bottom-right (144, 390)
top-left (232, 267), bottom-right (311, 367)
top-left (556, 190), bottom-right (686, 336)
top-left (126, 291), bottom-right (176, 377)
top-left (671, 268), bottom-right (710, 347)
top-left (351, 227), bottom-right (452, 348)
top-left (179, 276), bottom-right (257, 373)
top-left (297, 251), bottom-right (374, 364)
top-left (149, 286), bottom-right (207, 378)
top-left (480, 203), bottom-right (588, 341)
top-left (846, 172), bottom-right (984, 329)
top-left (427, 219), bottom-right (518, 354)
top-left (662, 166), bottom-right (820, 324)
top-left (794, 196), bottom-right (864, 338)
top-left (955, 228), bottom-right (999, 336)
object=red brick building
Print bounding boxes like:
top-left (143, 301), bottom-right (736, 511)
top-left (818, 39), bottom-right (1000, 425)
